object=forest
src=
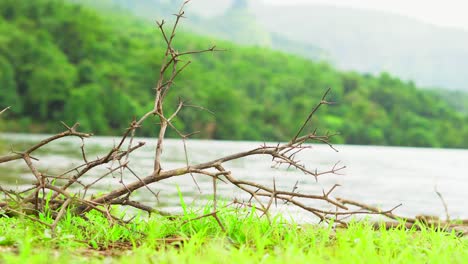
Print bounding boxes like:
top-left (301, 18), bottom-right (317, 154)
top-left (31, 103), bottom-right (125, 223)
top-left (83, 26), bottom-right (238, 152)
top-left (0, 0), bottom-right (467, 148)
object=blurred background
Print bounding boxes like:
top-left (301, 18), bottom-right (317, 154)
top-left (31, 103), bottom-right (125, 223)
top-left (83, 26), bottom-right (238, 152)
top-left (1, 0), bottom-right (467, 147)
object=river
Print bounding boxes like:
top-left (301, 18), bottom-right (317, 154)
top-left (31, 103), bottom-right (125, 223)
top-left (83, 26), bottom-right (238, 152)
top-left (0, 133), bottom-right (467, 221)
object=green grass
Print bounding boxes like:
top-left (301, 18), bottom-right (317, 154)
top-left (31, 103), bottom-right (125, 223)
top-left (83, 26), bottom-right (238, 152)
top-left (0, 206), bottom-right (466, 263)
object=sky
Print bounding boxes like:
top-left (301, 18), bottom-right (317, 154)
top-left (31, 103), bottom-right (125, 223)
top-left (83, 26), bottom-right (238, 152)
top-left (263, 0), bottom-right (468, 31)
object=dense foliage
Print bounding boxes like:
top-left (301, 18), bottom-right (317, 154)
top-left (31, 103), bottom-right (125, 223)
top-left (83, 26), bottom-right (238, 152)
top-left (75, 0), bottom-right (468, 91)
top-left (0, 0), bottom-right (467, 148)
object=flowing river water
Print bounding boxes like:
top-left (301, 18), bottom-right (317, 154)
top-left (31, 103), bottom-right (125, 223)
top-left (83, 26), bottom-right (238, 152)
top-left (0, 133), bottom-right (467, 221)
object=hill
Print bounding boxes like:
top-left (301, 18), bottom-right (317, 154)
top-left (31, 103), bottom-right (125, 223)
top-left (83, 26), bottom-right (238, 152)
top-left (93, 0), bottom-right (468, 91)
top-left (0, 0), bottom-right (467, 148)
top-left (252, 2), bottom-right (468, 91)
top-left (70, 0), bottom-right (330, 62)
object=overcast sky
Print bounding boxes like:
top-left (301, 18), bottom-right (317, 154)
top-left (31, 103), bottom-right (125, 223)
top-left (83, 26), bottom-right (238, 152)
top-left (263, 0), bottom-right (468, 31)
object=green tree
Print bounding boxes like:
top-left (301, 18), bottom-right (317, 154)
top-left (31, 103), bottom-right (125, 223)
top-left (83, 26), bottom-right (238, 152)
top-left (0, 57), bottom-right (21, 114)
top-left (64, 84), bottom-right (107, 133)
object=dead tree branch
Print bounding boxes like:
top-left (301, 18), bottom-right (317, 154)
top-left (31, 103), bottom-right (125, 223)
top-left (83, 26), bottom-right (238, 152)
top-left (0, 1), bottom-right (414, 229)
top-left (0, 107), bottom-right (10, 116)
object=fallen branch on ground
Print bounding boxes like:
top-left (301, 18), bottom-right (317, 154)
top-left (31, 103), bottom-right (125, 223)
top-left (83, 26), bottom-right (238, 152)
top-left (0, 1), bottom-right (454, 233)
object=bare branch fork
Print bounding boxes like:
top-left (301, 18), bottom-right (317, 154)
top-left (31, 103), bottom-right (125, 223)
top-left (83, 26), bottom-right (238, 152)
top-left (0, 2), bottom-right (419, 229)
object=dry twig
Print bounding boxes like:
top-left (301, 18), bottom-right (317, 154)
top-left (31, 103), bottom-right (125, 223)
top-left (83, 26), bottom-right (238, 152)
top-left (0, 2), bottom-right (409, 230)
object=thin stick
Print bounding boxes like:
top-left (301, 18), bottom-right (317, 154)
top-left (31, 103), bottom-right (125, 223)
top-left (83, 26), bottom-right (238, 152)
top-left (0, 106), bottom-right (10, 115)
top-left (293, 88), bottom-right (332, 141)
top-left (51, 198), bottom-right (72, 235)
top-left (434, 186), bottom-right (450, 221)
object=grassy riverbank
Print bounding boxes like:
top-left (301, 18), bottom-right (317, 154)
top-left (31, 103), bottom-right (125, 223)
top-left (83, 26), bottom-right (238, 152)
top-left (0, 207), bottom-right (466, 263)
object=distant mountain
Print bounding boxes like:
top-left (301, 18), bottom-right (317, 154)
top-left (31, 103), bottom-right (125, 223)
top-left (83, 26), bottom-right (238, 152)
top-left (70, 0), bottom-right (329, 61)
top-left (251, 2), bottom-right (468, 91)
top-left (78, 0), bottom-right (468, 91)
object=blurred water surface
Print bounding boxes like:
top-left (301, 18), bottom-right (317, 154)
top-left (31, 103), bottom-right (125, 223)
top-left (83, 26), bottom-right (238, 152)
top-left (1, 133), bottom-right (466, 221)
